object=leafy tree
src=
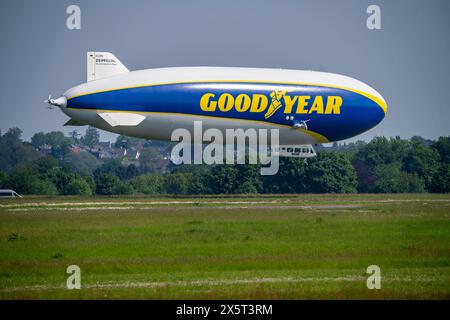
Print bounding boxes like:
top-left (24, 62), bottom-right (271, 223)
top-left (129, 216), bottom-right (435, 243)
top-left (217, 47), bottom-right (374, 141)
top-left (94, 159), bottom-right (134, 180)
top-left (68, 130), bottom-right (80, 142)
top-left (4, 165), bottom-right (57, 195)
top-left (164, 173), bottom-right (191, 194)
top-left (2, 127), bottom-right (450, 195)
top-left (236, 164), bottom-right (262, 193)
top-left (404, 173), bottom-right (426, 193)
top-left (355, 136), bottom-right (408, 168)
top-left (352, 159), bottom-right (376, 192)
top-left (130, 174), bottom-right (165, 194)
top-left (430, 164), bottom-right (450, 193)
top-left (171, 164), bottom-right (212, 194)
top-left (114, 181), bottom-right (135, 195)
top-left (31, 131), bottom-right (74, 148)
top-left (372, 164), bottom-right (425, 193)
top-left (2, 127), bottom-right (22, 141)
top-left (50, 145), bottom-right (70, 160)
top-left (186, 172), bottom-right (211, 194)
top-left (82, 126), bottom-right (100, 148)
top-left (139, 148), bottom-right (162, 173)
top-left (236, 180), bottom-right (258, 194)
top-left (83, 175), bottom-right (96, 193)
top-left (125, 164), bottom-right (139, 180)
top-left (207, 165), bottom-right (238, 194)
top-left (31, 156), bottom-right (59, 174)
top-left (433, 136), bottom-right (450, 163)
top-left (65, 151), bottom-right (101, 175)
top-left (402, 138), bottom-right (439, 189)
top-left (30, 179), bottom-right (59, 195)
top-left (31, 132), bottom-right (47, 148)
top-left (45, 131), bottom-right (72, 147)
top-left (95, 173), bottom-right (121, 195)
top-left (63, 178), bottom-right (92, 196)
top-left (3, 165), bottom-right (34, 193)
top-left (46, 167), bottom-right (77, 193)
top-left (1, 157), bottom-right (87, 195)
top-left (372, 164), bottom-right (404, 193)
top-left (94, 159), bottom-right (124, 179)
top-left (262, 158), bottom-right (307, 193)
top-left (0, 128), bottom-right (41, 171)
top-left (115, 166), bottom-right (128, 180)
top-left (305, 152), bottom-right (357, 193)
top-left (30, 131), bottom-right (73, 159)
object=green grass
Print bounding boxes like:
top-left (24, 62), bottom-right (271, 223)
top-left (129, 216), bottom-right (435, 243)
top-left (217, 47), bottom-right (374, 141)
top-left (0, 194), bottom-right (449, 299)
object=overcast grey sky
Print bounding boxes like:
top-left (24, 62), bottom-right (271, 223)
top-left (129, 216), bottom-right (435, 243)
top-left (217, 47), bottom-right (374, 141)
top-left (0, 0), bottom-right (449, 142)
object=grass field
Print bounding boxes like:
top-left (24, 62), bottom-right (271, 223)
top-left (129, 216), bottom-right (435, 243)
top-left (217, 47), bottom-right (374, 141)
top-left (0, 194), bottom-right (449, 299)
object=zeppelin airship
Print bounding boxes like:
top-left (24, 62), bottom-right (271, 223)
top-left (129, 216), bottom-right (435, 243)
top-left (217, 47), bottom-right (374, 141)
top-left (47, 52), bottom-right (387, 157)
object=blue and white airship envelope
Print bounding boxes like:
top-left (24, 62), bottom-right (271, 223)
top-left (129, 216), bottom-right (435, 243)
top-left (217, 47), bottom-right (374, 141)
top-left (47, 52), bottom-right (387, 157)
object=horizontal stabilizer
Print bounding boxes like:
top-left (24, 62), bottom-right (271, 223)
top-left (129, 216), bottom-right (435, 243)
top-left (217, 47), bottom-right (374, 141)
top-left (98, 112), bottom-right (146, 127)
top-left (64, 118), bottom-right (87, 126)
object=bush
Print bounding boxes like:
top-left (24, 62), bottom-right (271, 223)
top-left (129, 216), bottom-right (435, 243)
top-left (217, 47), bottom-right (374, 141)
top-left (170, 164), bottom-right (213, 194)
top-left (31, 179), bottom-right (58, 195)
top-left (305, 153), bottom-right (357, 193)
top-left (4, 165), bottom-right (57, 195)
top-left (262, 158), bottom-right (307, 193)
top-left (31, 156), bottom-right (59, 174)
top-left (164, 173), bottom-right (190, 194)
top-left (64, 178), bottom-right (92, 196)
top-left (94, 159), bottom-right (124, 179)
top-left (207, 165), bottom-right (238, 194)
top-left (83, 175), bottom-right (96, 193)
top-left (236, 164), bottom-right (262, 193)
top-left (236, 181), bottom-right (258, 194)
top-left (114, 181), bottom-right (135, 195)
top-left (129, 174), bottom-right (165, 194)
top-left (372, 164), bottom-right (425, 193)
top-left (95, 173), bottom-right (121, 195)
top-left (186, 173), bottom-right (210, 194)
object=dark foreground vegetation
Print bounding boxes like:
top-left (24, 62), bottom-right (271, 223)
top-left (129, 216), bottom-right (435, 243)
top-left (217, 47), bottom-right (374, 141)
top-left (0, 127), bottom-right (449, 195)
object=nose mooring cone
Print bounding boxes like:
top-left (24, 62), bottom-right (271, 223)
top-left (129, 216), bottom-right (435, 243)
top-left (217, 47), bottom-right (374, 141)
top-left (45, 95), bottom-right (67, 108)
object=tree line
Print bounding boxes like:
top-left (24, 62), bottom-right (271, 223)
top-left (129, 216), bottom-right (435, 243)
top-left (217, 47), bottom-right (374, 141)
top-left (0, 127), bottom-right (449, 195)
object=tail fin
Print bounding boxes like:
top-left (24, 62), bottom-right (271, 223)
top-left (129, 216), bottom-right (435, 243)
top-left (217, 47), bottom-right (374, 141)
top-left (87, 52), bottom-right (129, 82)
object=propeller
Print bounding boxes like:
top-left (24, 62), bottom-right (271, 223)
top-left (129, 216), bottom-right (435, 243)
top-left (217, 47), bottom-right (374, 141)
top-left (45, 95), bottom-right (53, 109)
top-left (300, 119), bottom-right (310, 130)
top-left (293, 119), bottom-right (310, 130)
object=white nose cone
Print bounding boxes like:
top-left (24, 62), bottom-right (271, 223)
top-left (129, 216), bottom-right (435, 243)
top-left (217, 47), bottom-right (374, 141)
top-left (46, 96), bottom-right (67, 108)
